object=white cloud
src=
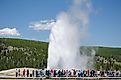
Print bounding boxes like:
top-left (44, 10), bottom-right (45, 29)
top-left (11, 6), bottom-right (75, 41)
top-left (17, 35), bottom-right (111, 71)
top-left (0, 28), bottom-right (20, 36)
top-left (29, 19), bottom-right (56, 30)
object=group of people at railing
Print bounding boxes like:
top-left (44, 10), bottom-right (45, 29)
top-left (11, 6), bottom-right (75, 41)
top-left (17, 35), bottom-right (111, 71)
top-left (16, 69), bottom-right (121, 78)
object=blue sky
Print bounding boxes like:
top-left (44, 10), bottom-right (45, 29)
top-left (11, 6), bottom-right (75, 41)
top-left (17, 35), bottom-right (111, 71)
top-left (0, 0), bottom-right (121, 47)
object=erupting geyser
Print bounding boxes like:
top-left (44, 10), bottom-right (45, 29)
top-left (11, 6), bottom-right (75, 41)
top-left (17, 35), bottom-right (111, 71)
top-left (47, 0), bottom-right (95, 69)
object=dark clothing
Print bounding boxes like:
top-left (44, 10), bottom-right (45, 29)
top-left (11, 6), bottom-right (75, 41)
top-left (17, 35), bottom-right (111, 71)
top-left (23, 69), bottom-right (25, 77)
top-left (27, 69), bottom-right (29, 77)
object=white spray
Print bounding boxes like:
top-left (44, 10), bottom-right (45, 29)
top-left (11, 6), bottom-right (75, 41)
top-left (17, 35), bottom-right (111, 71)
top-left (47, 0), bottom-right (95, 69)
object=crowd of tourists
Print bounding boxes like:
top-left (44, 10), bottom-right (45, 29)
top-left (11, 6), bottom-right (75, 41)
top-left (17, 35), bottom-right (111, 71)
top-left (16, 69), bottom-right (121, 78)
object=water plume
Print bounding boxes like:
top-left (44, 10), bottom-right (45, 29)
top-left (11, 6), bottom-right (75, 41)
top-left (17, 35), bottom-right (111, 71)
top-left (47, 0), bottom-right (95, 69)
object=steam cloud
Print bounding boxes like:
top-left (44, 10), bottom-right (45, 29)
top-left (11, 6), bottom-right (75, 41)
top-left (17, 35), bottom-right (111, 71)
top-left (30, 0), bottom-right (95, 69)
top-left (47, 0), bottom-right (95, 69)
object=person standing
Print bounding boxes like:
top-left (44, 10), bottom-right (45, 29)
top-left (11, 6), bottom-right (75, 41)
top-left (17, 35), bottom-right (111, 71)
top-left (16, 69), bottom-right (18, 77)
top-left (27, 69), bottom-right (29, 77)
top-left (23, 69), bottom-right (25, 77)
